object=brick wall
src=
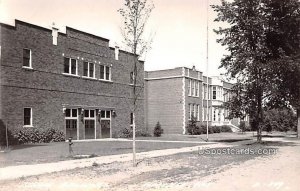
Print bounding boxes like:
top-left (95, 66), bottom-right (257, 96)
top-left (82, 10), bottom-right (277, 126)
top-left (145, 77), bottom-right (183, 134)
top-left (0, 20), bottom-right (144, 139)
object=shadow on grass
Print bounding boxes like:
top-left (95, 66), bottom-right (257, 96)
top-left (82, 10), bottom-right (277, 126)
top-left (245, 141), bottom-right (297, 147)
top-left (214, 139), bottom-right (252, 143)
top-left (10, 144), bottom-right (48, 150)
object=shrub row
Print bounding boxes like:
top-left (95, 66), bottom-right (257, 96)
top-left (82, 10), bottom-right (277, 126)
top-left (186, 117), bottom-right (233, 135)
top-left (118, 127), bottom-right (152, 138)
top-left (14, 128), bottom-right (65, 144)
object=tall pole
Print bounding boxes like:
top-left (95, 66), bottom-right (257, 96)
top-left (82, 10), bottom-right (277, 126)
top-left (206, 0), bottom-right (209, 142)
top-left (133, 113), bottom-right (136, 166)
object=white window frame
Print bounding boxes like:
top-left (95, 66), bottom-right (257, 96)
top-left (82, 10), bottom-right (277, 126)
top-left (22, 48), bottom-right (32, 69)
top-left (99, 65), bottom-right (111, 81)
top-left (23, 107), bottom-right (33, 127)
top-left (83, 62), bottom-right (95, 79)
top-left (63, 57), bottom-right (78, 76)
top-left (84, 109), bottom-right (96, 139)
top-left (197, 105), bottom-right (200, 121)
top-left (188, 79), bottom-right (191, 96)
top-left (65, 108), bottom-right (78, 139)
top-left (188, 104), bottom-right (191, 120)
top-left (195, 82), bottom-right (199, 97)
top-left (100, 110), bottom-right (111, 120)
top-left (191, 80), bottom-right (195, 96)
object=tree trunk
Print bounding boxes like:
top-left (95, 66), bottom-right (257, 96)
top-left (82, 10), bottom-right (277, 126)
top-left (297, 109), bottom-right (300, 139)
top-left (256, 90), bottom-right (263, 143)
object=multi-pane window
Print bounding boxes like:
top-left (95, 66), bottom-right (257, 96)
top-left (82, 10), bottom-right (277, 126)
top-left (195, 82), bottom-right (199, 97)
top-left (194, 105), bottom-right (197, 120)
top-left (213, 109), bottom-right (216, 121)
top-left (84, 109), bottom-right (96, 139)
top-left (213, 86), bottom-right (216, 100)
top-left (188, 104), bottom-right (191, 120)
top-left (24, 108), bottom-right (32, 126)
top-left (191, 81), bottom-right (195, 96)
top-left (65, 108), bottom-right (78, 139)
top-left (101, 110), bottom-right (111, 119)
top-left (130, 113), bottom-right (134, 128)
top-left (188, 79), bottom-right (191, 96)
top-left (197, 105), bottom-right (200, 121)
top-left (84, 110), bottom-right (95, 129)
top-left (64, 57), bottom-right (77, 75)
top-left (100, 65), bottom-right (111, 81)
top-left (23, 49), bottom-right (32, 68)
top-left (83, 62), bottom-right (95, 78)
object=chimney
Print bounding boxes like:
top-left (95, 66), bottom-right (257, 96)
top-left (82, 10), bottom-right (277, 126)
top-left (52, 23), bottom-right (59, 45)
top-left (115, 46), bottom-right (119, 60)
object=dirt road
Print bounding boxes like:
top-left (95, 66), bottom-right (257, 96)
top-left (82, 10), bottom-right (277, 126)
top-left (1, 139), bottom-right (299, 191)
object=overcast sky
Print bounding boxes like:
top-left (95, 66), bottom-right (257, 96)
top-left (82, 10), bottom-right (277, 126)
top-left (0, 0), bottom-right (227, 76)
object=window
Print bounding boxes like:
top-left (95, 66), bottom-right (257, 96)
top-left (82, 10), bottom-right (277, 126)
top-left (83, 62), bottom-right (95, 78)
top-left (188, 104), bottom-right (191, 120)
top-left (100, 65), bottom-right (111, 81)
top-left (191, 80), bottom-right (195, 96)
top-left (213, 86), bottom-right (216, 100)
top-left (195, 105), bottom-right (198, 121)
top-left (64, 57), bottom-right (77, 75)
top-left (130, 113), bottom-right (134, 128)
top-left (195, 82), bottom-right (199, 97)
top-left (100, 110), bottom-right (111, 119)
top-left (213, 109), bottom-right (216, 121)
top-left (23, 49), bottom-right (32, 68)
top-left (84, 109), bottom-right (96, 139)
top-left (197, 105), bottom-right (200, 121)
top-left (188, 79), bottom-right (191, 96)
top-left (130, 72), bottom-right (135, 84)
top-left (65, 108), bottom-right (78, 139)
top-left (24, 108), bottom-right (32, 126)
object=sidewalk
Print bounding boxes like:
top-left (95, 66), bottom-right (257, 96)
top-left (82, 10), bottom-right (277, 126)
top-left (0, 142), bottom-right (230, 181)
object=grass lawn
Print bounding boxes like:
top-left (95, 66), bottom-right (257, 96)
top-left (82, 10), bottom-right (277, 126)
top-left (136, 132), bottom-right (255, 142)
top-left (0, 132), bottom-right (295, 168)
top-left (0, 139), bottom-right (206, 167)
top-left (1, 141), bottom-right (292, 191)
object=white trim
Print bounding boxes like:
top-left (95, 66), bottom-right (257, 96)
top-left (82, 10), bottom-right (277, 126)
top-left (23, 107), bottom-right (32, 127)
top-left (84, 109), bottom-right (97, 139)
top-left (63, 57), bottom-right (78, 76)
top-left (99, 64), bottom-right (112, 81)
top-left (62, 73), bottom-right (80, 78)
top-left (145, 76), bottom-right (202, 81)
top-left (83, 61), bottom-right (96, 78)
top-left (65, 108), bottom-right (79, 140)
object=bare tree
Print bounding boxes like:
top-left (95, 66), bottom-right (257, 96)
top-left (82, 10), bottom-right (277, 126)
top-left (118, 0), bottom-right (154, 166)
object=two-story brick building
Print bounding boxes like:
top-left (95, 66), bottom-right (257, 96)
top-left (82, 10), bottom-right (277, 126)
top-left (145, 67), bottom-right (242, 134)
top-left (0, 20), bottom-right (144, 140)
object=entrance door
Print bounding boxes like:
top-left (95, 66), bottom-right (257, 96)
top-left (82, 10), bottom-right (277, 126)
top-left (101, 120), bottom-right (110, 138)
top-left (100, 110), bottom-right (111, 138)
top-left (65, 109), bottom-right (78, 140)
top-left (84, 110), bottom-right (96, 139)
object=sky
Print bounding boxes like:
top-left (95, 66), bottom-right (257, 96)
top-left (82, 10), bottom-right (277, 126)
top-left (0, 0), bottom-right (227, 76)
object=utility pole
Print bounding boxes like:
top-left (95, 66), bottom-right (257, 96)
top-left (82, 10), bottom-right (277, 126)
top-left (206, 0), bottom-right (209, 142)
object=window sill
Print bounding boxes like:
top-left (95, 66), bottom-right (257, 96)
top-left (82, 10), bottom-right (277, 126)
top-left (22, 66), bottom-right (33, 70)
top-left (82, 76), bottom-right (97, 81)
top-left (23, 125), bottom-right (33, 128)
top-left (62, 73), bottom-right (80, 78)
top-left (99, 79), bottom-right (113, 83)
